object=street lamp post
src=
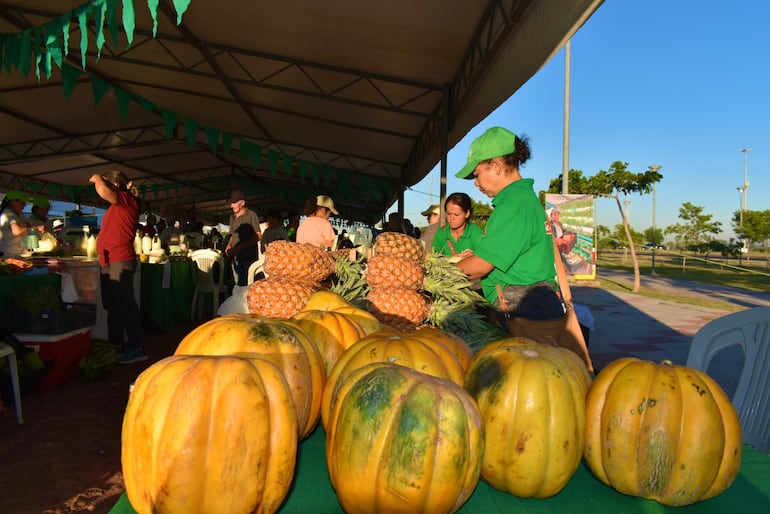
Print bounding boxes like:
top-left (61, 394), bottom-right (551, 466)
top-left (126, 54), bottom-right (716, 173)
top-left (737, 186), bottom-right (746, 265)
top-left (649, 165), bottom-right (661, 274)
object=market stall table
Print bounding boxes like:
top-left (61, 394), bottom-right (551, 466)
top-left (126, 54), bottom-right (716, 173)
top-left (139, 259), bottom-right (194, 332)
top-left (111, 427), bottom-right (770, 513)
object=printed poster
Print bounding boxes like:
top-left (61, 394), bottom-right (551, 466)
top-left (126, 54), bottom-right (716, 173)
top-left (545, 193), bottom-right (596, 279)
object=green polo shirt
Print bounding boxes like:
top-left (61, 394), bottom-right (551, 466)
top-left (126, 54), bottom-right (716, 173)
top-left (432, 222), bottom-right (483, 256)
top-left (473, 178), bottom-right (556, 304)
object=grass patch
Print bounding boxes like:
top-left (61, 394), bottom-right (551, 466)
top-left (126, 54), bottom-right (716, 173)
top-left (589, 250), bottom-right (770, 311)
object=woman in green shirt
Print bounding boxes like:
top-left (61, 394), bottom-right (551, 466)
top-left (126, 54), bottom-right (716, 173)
top-left (432, 192), bottom-right (483, 257)
top-left (454, 127), bottom-right (563, 321)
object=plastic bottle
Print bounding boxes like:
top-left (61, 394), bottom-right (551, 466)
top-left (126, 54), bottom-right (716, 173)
top-left (86, 234), bottom-right (97, 259)
top-left (142, 234), bottom-right (152, 255)
top-left (152, 235), bottom-right (161, 252)
top-left (133, 231), bottom-right (143, 255)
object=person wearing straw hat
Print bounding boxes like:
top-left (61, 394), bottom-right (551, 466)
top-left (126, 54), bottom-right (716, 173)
top-left (418, 203), bottom-right (440, 250)
top-left (1, 190), bottom-right (45, 258)
top-left (453, 127), bottom-right (563, 321)
top-left (297, 195), bottom-right (338, 249)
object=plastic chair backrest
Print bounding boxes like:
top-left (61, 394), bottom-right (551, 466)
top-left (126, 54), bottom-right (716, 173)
top-left (191, 249), bottom-right (225, 290)
top-left (686, 306), bottom-right (770, 453)
top-left (246, 254), bottom-right (266, 285)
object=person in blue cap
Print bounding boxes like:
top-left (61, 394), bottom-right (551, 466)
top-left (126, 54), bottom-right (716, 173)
top-left (453, 127), bottom-right (563, 321)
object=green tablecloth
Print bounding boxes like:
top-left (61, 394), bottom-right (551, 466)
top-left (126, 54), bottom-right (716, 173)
top-left (111, 427), bottom-right (770, 513)
top-left (0, 272), bottom-right (60, 312)
top-left (139, 260), bottom-right (194, 332)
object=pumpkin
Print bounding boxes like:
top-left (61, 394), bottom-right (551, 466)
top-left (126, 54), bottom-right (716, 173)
top-left (321, 329), bottom-right (467, 427)
top-left (122, 355), bottom-right (298, 514)
top-left (412, 326), bottom-right (474, 371)
top-left (464, 338), bottom-right (590, 498)
top-left (292, 309), bottom-right (367, 374)
top-left (583, 357), bottom-right (742, 506)
top-left (174, 313), bottom-right (325, 439)
top-left (326, 362), bottom-right (484, 514)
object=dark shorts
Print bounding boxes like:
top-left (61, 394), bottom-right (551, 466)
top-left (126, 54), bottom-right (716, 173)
top-left (494, 283), bottom-right (564, 321)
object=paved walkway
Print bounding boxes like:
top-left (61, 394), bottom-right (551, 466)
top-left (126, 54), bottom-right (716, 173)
top-left (574, 269), bottom-right (769, 398)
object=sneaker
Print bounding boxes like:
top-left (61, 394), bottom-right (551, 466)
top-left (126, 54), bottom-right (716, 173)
top-left (116, 348), bottom-right (148, 365)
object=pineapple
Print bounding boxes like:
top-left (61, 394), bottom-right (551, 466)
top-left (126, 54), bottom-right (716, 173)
top-left (247, 277), bottom-right (318, 318)
top-left (366, 254), bottom-right (424, 290)
top-left (372, 232), bottom-right (425, 263)
top-left (264, 241), bottom-right (336, 284)
top-left (367, 287), bottom-right (430, 326)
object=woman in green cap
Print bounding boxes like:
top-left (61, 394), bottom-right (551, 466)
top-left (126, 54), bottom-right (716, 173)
top-left (453, 127), bottom-right (563, 321)
top-left (0, 190), bottom-right (45, 258)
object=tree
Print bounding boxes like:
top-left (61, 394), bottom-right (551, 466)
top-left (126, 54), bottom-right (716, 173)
top-left (595, 224), bottom-right (612, 251)
top-left (643, 227), bottom-right (665, 246)
top-left (548, 162), bottom-right (662, 293)
top-left (470, 198), bottom-right (493, 231)
top-left (734, 209), bottom-right (770, 265)
top-left (666, 202), bottom-right (722, 253)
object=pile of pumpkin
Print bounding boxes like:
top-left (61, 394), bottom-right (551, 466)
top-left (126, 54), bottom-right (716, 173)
top-left (121, 290), bottom-right (742, 514)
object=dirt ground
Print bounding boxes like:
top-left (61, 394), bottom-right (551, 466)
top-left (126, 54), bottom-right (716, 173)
top-left (0, 320), bottom-right (197, 514)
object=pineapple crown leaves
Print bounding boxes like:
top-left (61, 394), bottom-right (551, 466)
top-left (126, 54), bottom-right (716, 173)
top-left (422, 253), bottom-right (486, 306)
top-left (329, 253), bottom-right (370, 302)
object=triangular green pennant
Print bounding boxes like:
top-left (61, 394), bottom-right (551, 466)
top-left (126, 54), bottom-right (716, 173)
top-left (267, 149), bottom-right (280, 177)
top-left (184, 118), bottom-right (198, 146)
top-left (65, 185), bottom-right (76, 201)
top-left (61, 64), bottom-right (82, 99)
top-left (148, 0), bottom-right (160, 36)
top-left (311, 164), bottom-right (321, 187)
top-left (122, 0), bottom-right (136, 46)
top-left (320, 166), bottom-right (332, 187)
top-left (46, 183), bottom-right (60, 198)
top-left (0, 35), bottom-right (5, 74)
top-left (204, 127), bottom-right (220, 155)
top-left (138, 97), bottom-right (154, 112)
top-left (19, 30), bottom-right (31, 76)
top-left (139, 184), bottom-right (147, 197)
top-left (162, 109), bottom-right (178, 139)
top-left (44, 25), bottom-right (63, 72)
top-left (106, 0), bottom-right (121, 48)
top-left (78, 10), bottom-right (89, 68)
top-left (93, 0), bottom-right (107, 58)
top-left (152, 183), bottom-right (159, 197)
top-left (59, 14), bottom-right (70, 59)
top-left (183, 118), bottom-right (199, 147)
top-left (173, 0), bottom-right (192, 24)
top-left (282, 155), bottom-right (295, 177)
top-left (251, 145), bottom-right (263, 170)
top-left (3, 34), bottom-right (18, 74)
top-left (239, 138), bottom-right (250, 163)
top-left (222, 133), bottom-right (233, 154)
top-left (114, 87), bottom-right (132, 118)
top-left (33, 29), bottom-right (43, 80)
top-left (299, 160), bottom-right (308, 183)
top-left (91, 76), bottom-right (111, 105)
top-left (26, 182), bottom-right (42, 194)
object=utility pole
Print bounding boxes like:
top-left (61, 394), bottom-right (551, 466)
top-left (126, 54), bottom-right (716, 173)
top-left (649, 165), bottom-right (661, 274)
top-left (562, 40), bottom-right (571, 194)
top-left (739, 148), bottom-right (751, 256)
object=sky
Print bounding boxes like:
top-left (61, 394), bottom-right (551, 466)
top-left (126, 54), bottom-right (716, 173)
top-left (400, 0), bottom-right (770, 242)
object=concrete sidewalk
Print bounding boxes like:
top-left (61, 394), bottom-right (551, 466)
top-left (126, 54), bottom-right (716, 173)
top-left (572, 269), bottom-right (767, 397)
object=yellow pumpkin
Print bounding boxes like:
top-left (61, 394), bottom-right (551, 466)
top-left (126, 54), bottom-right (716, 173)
top-left (122, 355), bottom-right (298, 514)
top-left (292, 309), bottom-right (367, 375)
top-left (464, 338), bottom-right (590, 498)
top-left (321, 330), bottom-right (467, 427)
top-left (584, 358), bottom-right (742, 506)
top-left (174, 313), bottom-right (325, 439)
top-left (413, 326), bottom-right (474, 372)
top-left (326, 362), bottom-right (484, 514)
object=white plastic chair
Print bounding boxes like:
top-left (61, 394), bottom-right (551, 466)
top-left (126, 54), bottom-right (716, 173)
top-left (190, 249), bottom-right (228, 320)
top-left (686, 306), bottom-right (770, 453)
top-left (0, 342), bottom-right (23, 424)
top-left (246, 254), bottom-right (267, 285)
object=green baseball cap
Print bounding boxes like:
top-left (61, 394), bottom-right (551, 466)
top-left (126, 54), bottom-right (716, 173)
top-left (455, 127), bottom-right (517, 179)
top-left (4, 190), bottom-right (30, 202)
top-left (32, 196), bottom-right (50, 208)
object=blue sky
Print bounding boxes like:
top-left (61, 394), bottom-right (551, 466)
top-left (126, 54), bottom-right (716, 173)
top-left (402, 0), bottom-right (770, 242)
